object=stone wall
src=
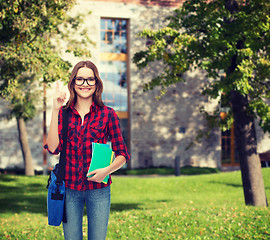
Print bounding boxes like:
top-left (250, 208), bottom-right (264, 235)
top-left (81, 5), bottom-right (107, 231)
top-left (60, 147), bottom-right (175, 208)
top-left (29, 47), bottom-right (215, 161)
top-left (129, 67), bottom-right (221, 169)
top-left (1, 0), bottom-right (269, 171)
top-left (0, 100), bottom-right (46, 171)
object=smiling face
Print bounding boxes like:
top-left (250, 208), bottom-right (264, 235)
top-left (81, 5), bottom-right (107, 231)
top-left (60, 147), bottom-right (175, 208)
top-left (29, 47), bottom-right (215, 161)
top-left (74, 67), bottom-right (96, 101)
top-left (66, 61), bottom-right (104, 109)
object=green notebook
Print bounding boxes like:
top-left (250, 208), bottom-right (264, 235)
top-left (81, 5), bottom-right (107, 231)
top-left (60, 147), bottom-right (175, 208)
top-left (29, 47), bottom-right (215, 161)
top-left (87, 143), bottom-right (114, 184)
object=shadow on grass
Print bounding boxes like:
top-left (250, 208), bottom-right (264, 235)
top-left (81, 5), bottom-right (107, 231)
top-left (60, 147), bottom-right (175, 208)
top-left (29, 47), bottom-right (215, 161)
top-left (0, 175), bottom-right (16, 182)
top-left (209, 180), bottom-right (270, 190)
top-left (110, 203), bottom-right (141, 212)
top-left (110, 199), bottom-right (172, 212)
top-left (0, 175), bottom-right (178, 215)
top-left (0, 175), bottom-right (143, 215)
top-left (209, 181), bottom-right (243, 188)
top-left (0, 182), bottom-right (47, 215)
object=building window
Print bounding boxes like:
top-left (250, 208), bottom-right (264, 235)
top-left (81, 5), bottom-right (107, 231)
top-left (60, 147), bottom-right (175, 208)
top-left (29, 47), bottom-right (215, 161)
top-left (99, 18), bottom-right (130, 159)
top-left (221, 120), bottom-right (239, 166)
top-left (101, 19), bottom-right (127, 54)
top-left (220, 92), bottom-right (239, 166)
top-left (100, 18), bottom-right (128, 112)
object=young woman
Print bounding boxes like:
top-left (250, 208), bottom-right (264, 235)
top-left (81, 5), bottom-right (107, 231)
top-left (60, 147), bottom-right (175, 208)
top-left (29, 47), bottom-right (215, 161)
top-left (45, 60), bottom-right (130, 240)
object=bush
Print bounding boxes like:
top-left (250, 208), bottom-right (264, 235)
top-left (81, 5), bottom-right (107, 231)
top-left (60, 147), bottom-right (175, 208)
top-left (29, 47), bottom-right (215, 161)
top-left (113, 166), bottom-right (220, 176)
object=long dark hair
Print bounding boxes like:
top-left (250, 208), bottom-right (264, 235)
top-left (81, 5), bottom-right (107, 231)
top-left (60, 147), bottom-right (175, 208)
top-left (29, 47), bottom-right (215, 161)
top-left (65, 60), bottom-right (104, 109)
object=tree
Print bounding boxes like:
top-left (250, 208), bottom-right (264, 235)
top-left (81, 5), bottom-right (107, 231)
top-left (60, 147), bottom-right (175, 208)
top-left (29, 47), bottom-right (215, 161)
top-left (0, 0), bottom-right (93, 175)
top-left (133, 0), bottom-right (270, 206)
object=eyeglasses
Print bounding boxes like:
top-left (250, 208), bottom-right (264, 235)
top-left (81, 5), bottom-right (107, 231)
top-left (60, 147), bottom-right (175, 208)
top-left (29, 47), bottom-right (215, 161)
top-left (74, 77), bottom-right (96, 86)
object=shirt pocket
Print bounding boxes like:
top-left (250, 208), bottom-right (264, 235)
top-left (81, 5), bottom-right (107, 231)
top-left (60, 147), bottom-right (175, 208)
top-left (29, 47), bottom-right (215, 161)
top-left (89, 122), bottom-right (106, 140)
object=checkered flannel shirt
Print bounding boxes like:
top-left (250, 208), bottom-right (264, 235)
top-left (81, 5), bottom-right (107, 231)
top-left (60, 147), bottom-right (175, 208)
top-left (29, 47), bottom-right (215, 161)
top-left (44, 102), bottom-right (130, 191)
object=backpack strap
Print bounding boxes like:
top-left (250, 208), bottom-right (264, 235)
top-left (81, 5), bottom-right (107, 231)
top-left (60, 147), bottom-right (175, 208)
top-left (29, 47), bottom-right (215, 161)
top-left (56, 107), bottom-right (70, 185)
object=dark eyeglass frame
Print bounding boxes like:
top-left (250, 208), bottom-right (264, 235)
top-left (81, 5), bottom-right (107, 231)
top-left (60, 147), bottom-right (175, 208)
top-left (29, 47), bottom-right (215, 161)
top-left (74, 77), bottom-right (96, 86)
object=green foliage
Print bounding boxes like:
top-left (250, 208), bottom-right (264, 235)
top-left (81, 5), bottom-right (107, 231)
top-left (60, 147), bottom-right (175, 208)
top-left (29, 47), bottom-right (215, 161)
top-left (0, 168), bottom-right (269, 239)
top-left (0, 0), bottom-right (94, 120)
top-left (133, 0), bottom-right (270, 132)
top-left (8, 74), bottom-right (41, 120)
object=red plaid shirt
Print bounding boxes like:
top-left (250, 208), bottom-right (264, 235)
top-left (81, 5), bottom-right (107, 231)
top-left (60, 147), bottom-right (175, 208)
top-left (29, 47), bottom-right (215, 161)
top-left (45, 102), bottom-right (130, 191)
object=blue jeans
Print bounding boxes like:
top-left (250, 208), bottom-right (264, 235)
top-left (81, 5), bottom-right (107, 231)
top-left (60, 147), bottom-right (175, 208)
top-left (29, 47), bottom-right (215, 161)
top-left (63, 187), bottom-right (111, 240)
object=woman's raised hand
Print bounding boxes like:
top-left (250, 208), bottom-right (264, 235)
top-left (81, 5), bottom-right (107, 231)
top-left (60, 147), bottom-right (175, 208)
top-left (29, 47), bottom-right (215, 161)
top-left (53, 81), bottom-right (66, 111)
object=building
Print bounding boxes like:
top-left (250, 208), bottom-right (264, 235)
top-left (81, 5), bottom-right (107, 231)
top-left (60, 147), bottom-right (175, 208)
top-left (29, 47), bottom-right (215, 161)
top-left (0, 0), bottom-right (269, 172)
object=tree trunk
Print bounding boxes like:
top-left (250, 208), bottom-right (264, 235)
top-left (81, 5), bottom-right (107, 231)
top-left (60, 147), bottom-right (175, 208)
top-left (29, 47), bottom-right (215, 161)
top-left (17, 117), bottom-right (35, 176)
top-left (225, 0), bottom-right (267, 207)
top-left (231, 91), bottom-right (267, 206)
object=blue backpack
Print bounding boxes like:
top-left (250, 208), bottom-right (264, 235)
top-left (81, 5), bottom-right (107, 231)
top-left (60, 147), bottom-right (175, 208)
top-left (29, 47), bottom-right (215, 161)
top-left (46, 108), bottom-right (69, 226)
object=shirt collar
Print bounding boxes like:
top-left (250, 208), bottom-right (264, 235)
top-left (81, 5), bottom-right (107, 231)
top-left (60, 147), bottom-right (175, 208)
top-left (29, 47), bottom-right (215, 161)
top-left (70, 100), bottom-right (98, 114)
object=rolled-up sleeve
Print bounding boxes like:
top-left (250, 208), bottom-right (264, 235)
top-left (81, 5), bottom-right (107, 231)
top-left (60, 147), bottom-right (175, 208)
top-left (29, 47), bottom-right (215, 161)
top-left (108, 109), bottom-right (130, 162)
top-left (43, 107), bottom-right (64, 155)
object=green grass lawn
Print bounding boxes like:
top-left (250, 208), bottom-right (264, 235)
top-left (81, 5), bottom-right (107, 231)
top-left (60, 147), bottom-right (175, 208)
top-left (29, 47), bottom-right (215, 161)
top-left (0, 168), bottom-right (269, 239)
